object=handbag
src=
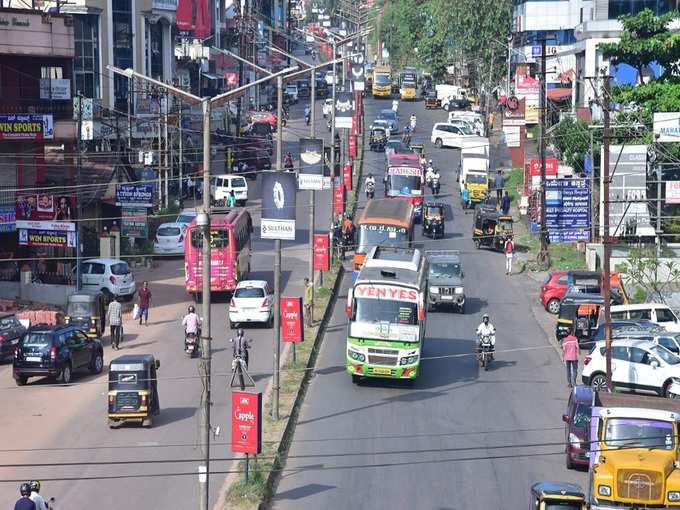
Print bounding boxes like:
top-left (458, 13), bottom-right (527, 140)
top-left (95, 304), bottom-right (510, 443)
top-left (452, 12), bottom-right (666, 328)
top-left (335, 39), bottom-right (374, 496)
top-left (132, 303), bottom-right (140, 320)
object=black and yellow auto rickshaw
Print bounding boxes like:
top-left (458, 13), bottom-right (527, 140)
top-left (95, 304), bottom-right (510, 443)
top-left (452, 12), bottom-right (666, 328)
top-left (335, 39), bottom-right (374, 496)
top-left (556, 292), bottom-right (604, 345)
top-left (108, 354), bottom-right (160, 428)
top-left (409, 140), bottom-right (425, 159)
top-left (425, 91), bottom-right (440, 109)
top-left (422, 201), bottom-right (445, 239)
top-left (472, 209), bottom-right (513, 250)
top-left (64, 290), bottom-right (107, 338)
top-left (530, 481), bottom-right (586, 510)
top-left (369, 126), bottom-right (387, 152)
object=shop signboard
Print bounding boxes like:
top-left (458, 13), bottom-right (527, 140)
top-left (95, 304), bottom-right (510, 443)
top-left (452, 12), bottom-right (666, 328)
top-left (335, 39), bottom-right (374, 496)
top-left (0, 114), bottom-right (53, 140)
top-left (17, 220), bottom-right (76, 248)
top-left (231, 391), bottom-right (262, 454)
top-left (121, 207), bottom-right (148, 238)
top-left (40, 79), bottom-right (71, 100)
top-left (116, 184), bottom-right (155, 208)
top-left (0, 205), bottom-right (16, 232)
top-left (545, 178), bottom-right (590, 243)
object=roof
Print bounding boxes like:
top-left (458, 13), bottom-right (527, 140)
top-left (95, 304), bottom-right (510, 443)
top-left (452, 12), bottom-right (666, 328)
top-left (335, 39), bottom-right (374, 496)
top-left (594, 390), bottom-right (680, 415)
top-left (110, 354), bottom-right (155, 367)
top-left (530, 481), bottom-right (585, 499)
top-left (611, 303), bottom-right (671, 311)
top-left (560, 292), bottom-right (605, 305)
top-left (236, 280), bottom-right (268, 288)
top-left (363, 246), bottom-right (423, 273)
top-left (572, 385), bottom-right (593, 404)
top-left (83, 258), bottom-right (127, 265)
top-left (356, 265), bottom-right (421, 287)
top-left (359, 198), bottom-right (413, 225)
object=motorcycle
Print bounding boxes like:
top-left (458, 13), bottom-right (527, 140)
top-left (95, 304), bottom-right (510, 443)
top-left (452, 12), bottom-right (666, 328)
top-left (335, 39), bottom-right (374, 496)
top-left (478, 335), bottom-right (494, 371)
top-left (305, 112), bottom-right (311, 125)
top-left (365, 181), bottom-right (375, 199)
top-left (185, 331), bottom-right (199, 358)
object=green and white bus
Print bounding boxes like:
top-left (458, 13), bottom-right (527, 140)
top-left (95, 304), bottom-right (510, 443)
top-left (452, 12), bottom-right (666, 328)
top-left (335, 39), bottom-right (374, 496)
top-left (345, 246), bottom-right (428, 383)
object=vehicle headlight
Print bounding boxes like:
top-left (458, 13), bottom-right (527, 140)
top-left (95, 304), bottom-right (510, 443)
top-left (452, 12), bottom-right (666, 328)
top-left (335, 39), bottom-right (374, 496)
top-left (430, 287), bottom-right (439, 294)
top-left (348, 350), bottom-right (365, 363)
top-left (400, 355), bottom-right (419, 365)
top-left (455, 287), bottom-right (464, 294)
top-left (669, 492), bottom-right (680, 502)
top-left (598, 485), bottom-right (611, 497)
top-left (568, 432), bottom-right (581, 449)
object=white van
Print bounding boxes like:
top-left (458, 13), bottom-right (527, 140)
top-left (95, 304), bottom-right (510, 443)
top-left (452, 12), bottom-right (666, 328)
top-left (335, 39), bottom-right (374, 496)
top-left (210, 174), bottom-right (249, 206)
top-left (610, 303), bottom-right (680, 332)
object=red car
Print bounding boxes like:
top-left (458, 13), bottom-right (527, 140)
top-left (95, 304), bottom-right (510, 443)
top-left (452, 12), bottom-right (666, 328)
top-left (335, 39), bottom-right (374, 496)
top-left (540, 271), bottom-right (569, 314)
top-left (247, 111), bottom-right (277, 129)
top-left (562, 385), bottom-right (592, 470)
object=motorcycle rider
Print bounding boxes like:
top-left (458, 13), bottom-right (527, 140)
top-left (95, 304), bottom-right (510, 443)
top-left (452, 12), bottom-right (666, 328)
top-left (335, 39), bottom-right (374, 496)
top-left (409, 113), bottom-right (417, 132)
top-left (182, 305), bottom-right (201, 340)
top-left (304, 104), bottom-right (311, 125)
top-left (14, 483), bottom-right (36, 510)
top-left (431, 167), bottom-right (441, 195)
top-left (284, 152), bottom-right (294, 171)
top-left (364, 173), bottom-right (376, 199)
top-left (231, 328), bottom-right (251, 369)
top-left (475, 314), bottom-right (496, 355)
top-left (425, 160), bottom-right (436, 186)
top-left (29, 481), bottom-right (47, 510)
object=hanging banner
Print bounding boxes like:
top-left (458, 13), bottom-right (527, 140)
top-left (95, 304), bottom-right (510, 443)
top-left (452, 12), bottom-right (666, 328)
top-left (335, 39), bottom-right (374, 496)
top-left (351, 64), bottom-right (365, 91)
top-left (298, 138), bottom-right (324, 191)
top-left (343, 162), bottom-right (352, 191)
top-left (260, 172), bottom-right (296, 240)
top-left (16, 194), bottom-right (75, 221)
top-left (281, 296), bottom-right (304, 343)
top-left (666, 181), bottom-right (680, 204)
top-left (349, 135), bottom-right (357, 158)
top-left (231, 391), bottom-right (262, 454)
top-left (334, 92), bottom-right (354, 129)
top-left (334, 184), bottom-right (345, 214)
top-left (0, 114), bottom-right (53, 140)
top-left (313, 234), bottom-right (330, 271)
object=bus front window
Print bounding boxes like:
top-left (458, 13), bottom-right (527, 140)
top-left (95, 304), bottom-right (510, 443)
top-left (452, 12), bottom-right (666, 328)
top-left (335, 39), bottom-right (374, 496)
top-left (387, 174), bottom-right (421, 194)
top-left (190, 229), bottom-right (229, 249)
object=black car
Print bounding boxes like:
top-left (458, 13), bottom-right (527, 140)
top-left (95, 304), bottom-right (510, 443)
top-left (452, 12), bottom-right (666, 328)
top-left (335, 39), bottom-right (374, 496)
top-left (0, 313), bottom-right (27, 361)
top-left (13, 324), bottom-right (104, 385)
top-left (297, 81), bottom-right (311, 98)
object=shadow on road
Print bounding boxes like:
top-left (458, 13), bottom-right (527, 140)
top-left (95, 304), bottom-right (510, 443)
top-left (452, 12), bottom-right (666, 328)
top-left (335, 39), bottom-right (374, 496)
top-left (156, 406), bottom-right (197, 426)
top-left (275, 483), bottom-right (336, 501)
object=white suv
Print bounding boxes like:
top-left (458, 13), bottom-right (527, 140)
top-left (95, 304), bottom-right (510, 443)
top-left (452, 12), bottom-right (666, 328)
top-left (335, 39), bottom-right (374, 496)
top-left (210, 174), bottom-right (248, 206)
top-left (285, 84), bottom-right (299, 103)
top-left (430, 122), bottom-right (478, 149)
top-left (79, 258), bottom-right (136, 300)
top-left (611, 303), bottom-right (680, 332)
top-left (582, 338), bottom-right (680, 396)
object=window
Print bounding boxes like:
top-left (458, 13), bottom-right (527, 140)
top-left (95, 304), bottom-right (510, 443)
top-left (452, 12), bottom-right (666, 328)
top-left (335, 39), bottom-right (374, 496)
top-left (110, 262), bottom-right (130, 275)
top-left (148, 22), bottom-right (164, 80)
top-left (557, 275), bottom-right (568, 285)
top-left (73, 14), bottom-right (100, 99)
top-left (657, 337), bottom-right (679, 354)
top-left (112, 0), bottom-right (133, 112)
top-left (656, 308), bottom-right (677, 323)
top-left (630, 309), bottom-right (652, 320)
top-left (611, 346), bottom-right (629, 361)
top-left (611, 311), bottom-right (626, 320)
top-left (91, 263), bottom-right (105, 275)
top-left (628, 347), bottom-right (649, 364)
top-left (41, 66), bottom-right (63, 79)
top-left (608, 0), bottom-right (673, 19)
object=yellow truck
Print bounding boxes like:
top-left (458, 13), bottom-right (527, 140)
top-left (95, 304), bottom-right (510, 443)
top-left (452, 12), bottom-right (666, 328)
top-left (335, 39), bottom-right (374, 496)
top-left (372, 65), bottom-right (392, 97)
top-left (589, 392), bottom-right (680, 509)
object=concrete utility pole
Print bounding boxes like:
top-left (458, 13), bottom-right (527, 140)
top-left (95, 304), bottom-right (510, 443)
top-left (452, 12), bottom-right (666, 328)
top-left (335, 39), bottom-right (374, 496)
top-left (538, 36), bottom-right (549, 268)
top-left (75, 94), bottom-right (83, 291)
top-left (602, 72), bottom-right (613, 391)
top-left (272, 75), bottom-right (283, 421)
top-left (330, 39), bottom-right (337, 232)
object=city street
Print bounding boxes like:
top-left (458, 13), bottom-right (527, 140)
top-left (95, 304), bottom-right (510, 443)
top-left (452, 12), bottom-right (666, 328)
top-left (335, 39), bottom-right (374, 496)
top-left (0, 92), bottom-right (334, 509)
top-left (272, 95), bottom-right (587, 508)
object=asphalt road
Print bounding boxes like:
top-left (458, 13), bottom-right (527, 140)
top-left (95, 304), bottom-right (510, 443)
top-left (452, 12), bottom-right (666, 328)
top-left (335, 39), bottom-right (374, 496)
top-left (271, 95), bottom-right (587, 509)
top-left (0, 86), bottom-right (335, 508)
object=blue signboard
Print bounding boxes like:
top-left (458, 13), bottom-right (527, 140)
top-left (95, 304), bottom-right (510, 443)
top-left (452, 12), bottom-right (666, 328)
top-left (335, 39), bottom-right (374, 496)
top-left (0, 205), bottom-right (16, 232)
top-left (531, 45), bottom-right (541, 57)
top-left (115, 183), bottom-right (154, 207)
top-left (545, 178), bottom-right (590, 243)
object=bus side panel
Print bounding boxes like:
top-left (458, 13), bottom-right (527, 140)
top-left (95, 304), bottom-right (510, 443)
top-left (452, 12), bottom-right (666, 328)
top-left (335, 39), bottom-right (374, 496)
top-left (184, 226), bottom-right (198, 293)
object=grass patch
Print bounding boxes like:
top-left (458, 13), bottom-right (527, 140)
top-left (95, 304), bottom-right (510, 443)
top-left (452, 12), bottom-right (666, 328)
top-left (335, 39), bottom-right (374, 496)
top-left (505, 168), bottom-right (523, 205)
top-left (517, 230), bottom-right (587, 270)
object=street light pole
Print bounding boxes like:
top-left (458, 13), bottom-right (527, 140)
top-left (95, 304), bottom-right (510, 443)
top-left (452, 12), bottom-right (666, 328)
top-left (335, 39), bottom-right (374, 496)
top-left (273, 75), bottom-right (283, 420)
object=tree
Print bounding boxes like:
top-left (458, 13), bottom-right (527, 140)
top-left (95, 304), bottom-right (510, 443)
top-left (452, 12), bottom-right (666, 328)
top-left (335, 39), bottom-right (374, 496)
top-left (621, 246), bottom-right (680, 303)
top-left (549, 118), bottom-right (598, 173)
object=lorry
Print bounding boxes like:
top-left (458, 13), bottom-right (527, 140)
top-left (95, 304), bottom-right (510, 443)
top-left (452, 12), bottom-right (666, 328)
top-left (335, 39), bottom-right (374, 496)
top-left (588, 391), bottom-right (680, 509)
top-left (372, 65), bottom-right (392, 97)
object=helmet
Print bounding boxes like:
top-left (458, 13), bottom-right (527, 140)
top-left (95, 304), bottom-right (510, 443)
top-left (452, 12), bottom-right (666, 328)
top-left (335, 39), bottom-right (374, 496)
top-left (20, 483), bottom-right (31, 496)
top-left (428, 159), bottom-right (433, 164)
top-left (482, 314), bottom-right (489, 322)
top-left (368, 173), bottom-right (373, 178)
top-left (188, 305), bottom-right (195, 313)
top-left (29, 481), bottom-right (40, 493)
top-left (237, 328), bottom-right (245, 338)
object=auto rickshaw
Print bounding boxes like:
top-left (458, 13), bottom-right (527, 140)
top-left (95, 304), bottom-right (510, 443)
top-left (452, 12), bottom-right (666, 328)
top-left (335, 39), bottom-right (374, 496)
top-left (422, 201), bottom-right (445, 239)
top-left (425, 91), bottom-right (440, 109)
top-left (530, 481), bottom-right (586, 510)
top-left (108, 354), bottom-right (160, 428)
top-left (472, 209), bottom-right (513, 250)
top-left (369, 126), bottom-right (387, 152)
top-left (556, 292), bottom-right (605, 345)
top-left (64, 290), bottom-right (107, 338)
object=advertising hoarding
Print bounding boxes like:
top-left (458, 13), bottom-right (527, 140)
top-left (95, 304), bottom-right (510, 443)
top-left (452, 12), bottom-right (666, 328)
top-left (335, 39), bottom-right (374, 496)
top-left (545, 178), bottom-right (590, 243)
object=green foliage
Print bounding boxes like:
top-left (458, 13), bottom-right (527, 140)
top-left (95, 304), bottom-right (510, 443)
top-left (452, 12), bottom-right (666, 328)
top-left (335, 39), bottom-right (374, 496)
top-left (549, 118), bottom-right (599, 173)
top-left (622, 246), bottom-right (680, 303)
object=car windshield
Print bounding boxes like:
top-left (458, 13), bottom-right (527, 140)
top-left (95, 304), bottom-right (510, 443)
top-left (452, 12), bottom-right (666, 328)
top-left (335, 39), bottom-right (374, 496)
top-left (573, 403), bottom-right (591, 429)
top-left (110, 262), bottom-right (130, 276)
top-left (358, 225), bottom-right (408, 252)
top-left (235, 287), bottom-right (265, 298)
top-left (21, 333), bottom-right (52, 348)
top-left (387, 175), bottom-right (422, 194)
top-left (605, 418), bottom-right (674, 449)
top-left (650, 344), bottom-right (680, 364)
top-left (67, 302), bottom-right (91, 316)
top-left (403, 81), bottom-right (416, 88)
top-left (355, 298), bottom-right (417, 326)
top-left (458, 124), bottom-right (474, 135)
top-left (381, 111), bottom-right (397, 121)
top-left (0, 316), bottom-right (17, 330)
top-left (109, 370), bottom-right (148, 390)
top-left (545, 504), bottom-right (582, 510)
top-left (374, 74), bottom-right (391, 85)
top-left (157, 226), bottom-right (181, 237)
top-left (176, 214), bottom-right (196, 224)
top-left (429, 262), bottom-right (461, 278)
top-left (425, 206), bottom-right (443, 218)
top-left (467, 174), bottom-right (487, 184)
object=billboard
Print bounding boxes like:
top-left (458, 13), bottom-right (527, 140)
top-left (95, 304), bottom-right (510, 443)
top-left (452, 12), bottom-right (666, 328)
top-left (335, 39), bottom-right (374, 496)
top-left (116, 183), bottom-right (155, 208)
top-left (298, 138), bottom-right (324, 190)
top-left (16, 194), bottom-right (75, 221)
top-left (231, 391), bottom-right (262, 455)
top-left (334, 92), bottom-right (354, 129)
top-left (280, 296), bottom-right (304, 343)
top-left (601, 145), bottom-right (655, 238)
top-left (260, 172), bottom-right (296, 240)
top-left (0, 114), bottom-right (53, 140)
top-left (653, 112), bottom-right (680, 142)
top-left (17, 220), bottom-right (76, 248)
top-left (121, 207), bottom-right (148, 238)
top-left (545, 178), bottom-right (590, 243)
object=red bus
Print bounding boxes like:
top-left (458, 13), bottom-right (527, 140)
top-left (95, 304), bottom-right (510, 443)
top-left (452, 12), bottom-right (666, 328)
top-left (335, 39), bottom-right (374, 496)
top-left (184, 208), bottom-right (253, 295)
top-left (384, 152), bottom-right (424, 220)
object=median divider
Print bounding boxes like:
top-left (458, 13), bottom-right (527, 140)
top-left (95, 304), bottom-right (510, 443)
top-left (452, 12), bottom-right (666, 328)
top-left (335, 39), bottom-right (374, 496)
top-left (217, 132), bottom-right (366, 510)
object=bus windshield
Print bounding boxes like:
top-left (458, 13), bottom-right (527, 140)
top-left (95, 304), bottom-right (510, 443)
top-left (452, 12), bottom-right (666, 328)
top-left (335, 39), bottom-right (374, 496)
top-left (357, 224), bottom-right (408, 252)
top-left (387, 174), bottom-right (422, 195)
top-left (466, 173), bottom-right (487, 184)
top-left (374, 74), bottom-right (391, 86)
top-left (190, 228), bottom-right (229, 249)
top-left (355, 298), bottom-right (417, 325)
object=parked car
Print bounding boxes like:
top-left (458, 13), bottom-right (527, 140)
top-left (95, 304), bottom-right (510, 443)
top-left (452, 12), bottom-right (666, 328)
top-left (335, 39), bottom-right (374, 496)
top-left (611, 303), bottom-right (680, 332)
top-left (79, 258), bottom-right (136, 300)
top-left (284, 83), bottom-right (299, 103)
top-left (228, 280), bottom-right (274, 328)
top-left (442, 94), bottom-right (471, 111)
top-left (13, 324), bottom-right (104, 385)
top-left (540, 270), bottom-right (627, 314)
top-left (322, 98), bottom-right (333, 118)
top-left (562, 385), bottom-right (593, 470)
top-left (210, 174), bottom-right (249, 206)
top-left (153, 222), bottom-right (187, 255)
top-left (582, 338), bottom-right (680, 396)
top-left (430, 122), bottom-right (479, 149)
top-left (175, 210), bottom-right (198, 226)
top-left (0, 313), bottom-right (27, 362)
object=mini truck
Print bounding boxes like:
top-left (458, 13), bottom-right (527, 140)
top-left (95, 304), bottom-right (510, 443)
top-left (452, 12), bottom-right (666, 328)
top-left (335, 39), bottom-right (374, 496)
top-left (425, 250), bottom-right (465, 313)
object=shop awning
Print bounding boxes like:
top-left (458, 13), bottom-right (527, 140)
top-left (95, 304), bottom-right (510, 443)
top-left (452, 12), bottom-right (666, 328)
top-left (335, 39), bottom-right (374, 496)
top-left (548, 87), bottom-right (572, 101)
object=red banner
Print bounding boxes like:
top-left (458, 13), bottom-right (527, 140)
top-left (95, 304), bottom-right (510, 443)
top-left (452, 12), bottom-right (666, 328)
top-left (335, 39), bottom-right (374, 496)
top-left (529, 158), bottom-right (558, 176)
top-left (231, 391), bottom-right (262, 454)
top-left (313, 234), bottom-right (330, 271)
top-left (16, 194), bottom-right (76, 221)
top-left (281, 296), bottom-right (304, 343)
top-left (334, 184), bottom-right (345, 214)
top-left (349, 136), bottom-right (357, 159)
top-left (343, 161), bottom-right (352, 191)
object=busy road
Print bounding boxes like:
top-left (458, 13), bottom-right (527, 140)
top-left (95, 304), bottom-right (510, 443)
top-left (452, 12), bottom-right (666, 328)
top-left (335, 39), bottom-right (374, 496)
top-left (0, 90), bottom-right (334, 509)
top-left (272, 94), bottom-right (586, 508)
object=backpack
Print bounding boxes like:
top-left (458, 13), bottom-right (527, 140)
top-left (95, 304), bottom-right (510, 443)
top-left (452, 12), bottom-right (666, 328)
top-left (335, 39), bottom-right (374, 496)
top-left (505, 240), bottom-right (514, 254)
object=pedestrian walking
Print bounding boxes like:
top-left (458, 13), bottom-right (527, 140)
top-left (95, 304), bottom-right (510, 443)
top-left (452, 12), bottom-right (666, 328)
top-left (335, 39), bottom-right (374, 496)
top-left (501, 191), bottom-right (511, 216)
top-left (392, 99), bottom-right (398, 114)
top-left (494, 170), bottom-right (504, 202)
top-left (107, 296), bottom-right (123, 349)
top-left (303, 278), bottom-right (313, 328)
top-left (227, 189), bottom-right (237, 207)
top-left (562, 328), bottom-right (580, 388)
top-left (504, 236), bottom-right (514, 275)
top-left (137, 281), bottom-right (152, 326)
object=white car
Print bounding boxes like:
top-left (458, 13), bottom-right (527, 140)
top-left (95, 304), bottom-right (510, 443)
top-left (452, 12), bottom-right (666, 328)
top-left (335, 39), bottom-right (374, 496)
top-left (285, 84), bottom-right (299, 103)
top-left (79, 258), bottom-right (136, 300)
top-left (325, 71), bottom-right (336, 85)
top-left (370, 119), bottom-right (392, 137)
top-left (582, 338), bottom-right (680, 396)
top-left (322, 98), bottom-right (333, 118)
top-left (153, 222), bottom-right (187, 255)
top-left (210, 174), bottom-right (248, 206)
top-left (430, 122), bottom-right (477, 149)
top-left (611, 303), bottom-right (680, 332)
top-left (175, 210), bottom-right (198, 225)
top-left (446, 116), bottom-right (480, 135)
top-left (229, 280), bottom-right (274, 328)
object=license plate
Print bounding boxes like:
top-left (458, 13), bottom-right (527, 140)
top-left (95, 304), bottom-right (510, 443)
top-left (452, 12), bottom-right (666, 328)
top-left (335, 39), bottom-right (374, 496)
top-left (25, 356), bottom-right (42, 362)
top-left (373, 367), bottom-right (391, 375)
top-left (441, 295), bottom-right (453, 300)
